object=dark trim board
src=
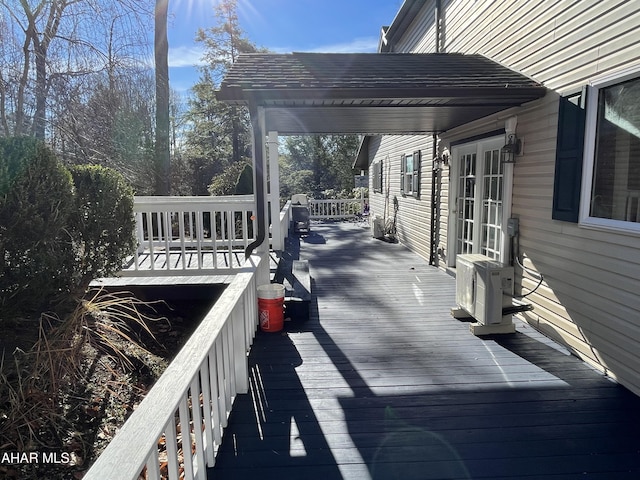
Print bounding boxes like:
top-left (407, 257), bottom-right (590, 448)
top-left (210, 223), bottom-right (640, 480)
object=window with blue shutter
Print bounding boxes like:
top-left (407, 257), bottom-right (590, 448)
top-left (400, 150), bottom-right (421, 198)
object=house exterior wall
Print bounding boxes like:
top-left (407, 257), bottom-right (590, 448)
top-left (368, 134), bottom-right (437, 262)
top-left (370, 0), bottom-right (640, 395)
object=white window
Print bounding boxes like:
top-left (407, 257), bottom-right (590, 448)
top-left (581, 66), bottom-right (640, 233)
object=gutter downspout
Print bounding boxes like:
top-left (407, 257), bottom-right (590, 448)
top-left (245, 103), bottom-right (266, 259)
top-left (429, 133), bottom-right (438, 266)
top-left (435, 0), bottom-right (444, 53)
top-left (430, 1), bottom-right (444, 265)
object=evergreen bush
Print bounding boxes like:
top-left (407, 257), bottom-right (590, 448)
top-left (0, 137), bottom-right (76, 312)
top-left (0, 138), bottom-right (136, 315)
top-left (70, 165), bottom-right (136, 283)
top-left (208, 160), bottom-right (252, 196)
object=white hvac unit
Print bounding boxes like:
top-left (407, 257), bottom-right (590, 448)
top-left (371, 215), bottom-right (385, 238)
top-left (456, 254), bottom-right (514, 326)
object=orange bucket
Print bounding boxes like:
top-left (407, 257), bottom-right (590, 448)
top-left (257, 284), bottom-right (285, 332)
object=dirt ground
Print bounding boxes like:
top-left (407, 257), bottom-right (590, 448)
top-left (0, 287), bottom-right (218, 479)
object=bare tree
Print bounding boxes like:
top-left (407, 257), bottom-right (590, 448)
top-left (9, 0), bottom-right (79, 138)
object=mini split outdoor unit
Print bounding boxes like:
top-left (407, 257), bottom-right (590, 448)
top-left (455, 254), bottom-right (514, 328)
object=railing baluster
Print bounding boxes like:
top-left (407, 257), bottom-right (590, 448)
top-left (198, 358), bottom-right (216, 466)
top-left (164, 211), bottom-right (171, 271)
top-left (208, 345), bottom-right (223, 445)
top-left (215, 337), bottom-right (228, 429)
top-left (223, 323), bottom-right (235, 400)
top-left (145, 449), bottom-right (160, 479)
top-left (232, 305), bottom-right (249, 394)
top-left (195, 211), bottom-right (203, 270)
top-left (212, 210), bottom-right (219, 269)
top-left (188, 211), bottom-right (195, 243)
top-left (178, 394), bottom-right (194, 480)
top-left (146, 211), bottom-right (155, 271)
top-left (179, 211), bottom-right (187, 270)
top-left (209, 209), bottom-right (216, 270)
top-left (189, 376), bottom-right (206, 480)
top-left (164, 419), bottom-right (180, 480)
top-left (241, 210), bottom-right (249, 250)
top-left (227, 321), bottom-right (238, 399)
top-left (226, 210), bottom-right (234, 267)
top-left (134, 212), bottom-right (143, 271)
top-left (244, 277), bottom-right (254, 348)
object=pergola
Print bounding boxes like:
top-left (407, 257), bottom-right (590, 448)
top-left (215, 52), bottom-right (547, 255)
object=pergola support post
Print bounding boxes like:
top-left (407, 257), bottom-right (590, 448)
top-left (245, 105), bottom-right (269, 284)
top-left (268, 131), bottom-right (282, 250)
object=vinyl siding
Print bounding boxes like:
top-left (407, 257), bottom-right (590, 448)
top-left (395, 1), bottom-right (437, 53)
top-left (375, 0), bottom-right (640, 396)
top-left (368, 135), bottom-right (436, 263)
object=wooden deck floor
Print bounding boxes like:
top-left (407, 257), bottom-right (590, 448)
top-left (128, 249), bottom-right (246, 272)
top-left (209, 222), bottom-right (640, 480)
top-left (90, 252), bottom-right (281, 288)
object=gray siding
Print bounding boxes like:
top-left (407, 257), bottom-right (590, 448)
top-left (371, 0), bottom-right (640, 395)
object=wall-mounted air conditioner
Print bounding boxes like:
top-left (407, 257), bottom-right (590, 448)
top-left (456, 254), bottom-right (514, 326)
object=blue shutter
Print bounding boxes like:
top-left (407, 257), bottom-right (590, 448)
top-left (373, 160), bottom-right (383, 192)
top-left (413, 150), bottom-right (421, 198)
top-left (400, 154), bottom-right (406, 195)
top-left (552, 89), bottom-right (586, 222)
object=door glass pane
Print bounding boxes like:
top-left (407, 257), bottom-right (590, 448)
top-left (480, 148), bottom-right (503, 260)
top-left (456, 145), bottom-right (505, 260)
top-left (457, 153), bottom-right (476, 255)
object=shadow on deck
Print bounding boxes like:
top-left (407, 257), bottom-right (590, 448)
top-left (209, 222), bottom-right (640, 480)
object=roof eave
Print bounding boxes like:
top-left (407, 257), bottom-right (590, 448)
top-left (216, 86), bottom-right (547, 105)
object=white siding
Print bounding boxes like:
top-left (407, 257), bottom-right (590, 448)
top-left (395, 1), bottom-right (438, 53)
top-left (444, 0), bottom-right (640, 93)
top-left (373, 0), bottom-right (640, 396)
top-left (368, 135), bottom-right (436, 263)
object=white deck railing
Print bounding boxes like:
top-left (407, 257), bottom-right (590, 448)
top-left (309, 198), bottom-right (364, 220)
top-left (84, 253), bottom-right (269, 480)
top-left (126, 196), bottom-right (256, 276)
top-left (274, 200), bottom-right (292, 250)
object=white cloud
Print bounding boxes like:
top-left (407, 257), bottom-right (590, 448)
top-left (167, 35), bottom-right (379, 70)
top-left (168, 45), bottom-right (205, 68)
top-left (302, 37), bottom-right (379, 54)
top-left (267, 36), bottom-right (379, 54)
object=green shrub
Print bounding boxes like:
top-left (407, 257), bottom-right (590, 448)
top-left (70, 165), bottom-right (136, 282)
top-left (234, 163), bottom-right (253, 195)
top-left (0, 137), bottom-right (76, 312)
top-left (0, 139), bottom-right (137, 316)
top-left (208, 160), bottom-right (252, 196)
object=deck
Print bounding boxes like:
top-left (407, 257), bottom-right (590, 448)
top-left (90, 251), bottom-right (282, 288)
top-left (209, 222), bottom-right (640, 479)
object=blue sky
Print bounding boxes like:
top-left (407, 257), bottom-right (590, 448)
top-left (167, 0), bottom-right (404, 93)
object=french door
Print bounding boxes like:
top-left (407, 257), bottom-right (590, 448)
top-left (451, 137), bottom-right (512, 264)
